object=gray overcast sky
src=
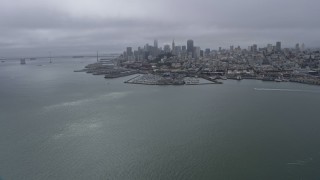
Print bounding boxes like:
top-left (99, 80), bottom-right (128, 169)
top-left (1, 0), bottom-right (320, 57)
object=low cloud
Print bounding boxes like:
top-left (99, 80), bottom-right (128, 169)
top-left (0, 0), bottom-right (320, 57)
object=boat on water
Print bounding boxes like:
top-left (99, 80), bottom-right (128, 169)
top-left (1, 60), bottom-right (5, 63)
top-left (275, 78), bottom-right (282, 82)
top-left (236, 75), bottom-right (242, 80)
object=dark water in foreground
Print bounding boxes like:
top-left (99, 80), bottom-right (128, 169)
top-left (1, 58), bottom-right (320, 180)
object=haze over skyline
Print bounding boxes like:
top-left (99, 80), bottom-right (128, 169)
top-left (1, 0), bottom-right (320, 57)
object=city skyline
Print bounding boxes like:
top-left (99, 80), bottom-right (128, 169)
top-left (1, 0), bottom-right (320, 57)
top-left (123, 39), bottom-right (306, 56)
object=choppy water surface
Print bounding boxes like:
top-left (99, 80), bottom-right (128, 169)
top-left (1, 58), bottom-right (320, 180)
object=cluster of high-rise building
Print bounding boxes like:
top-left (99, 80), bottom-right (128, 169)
top-left (122, 39), bottom-right (311, 63)
top-left (117, 39), bottom-right (320, 84)
top-left (78, 37), bottom-right (320, 86)
top-left (66, 37), bottom-right (320, 87)
top-left (122, 39), bottom-right (207, 61)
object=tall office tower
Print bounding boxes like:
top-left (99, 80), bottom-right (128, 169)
top-left (172, 40), bottom-right (175, 53)
top-left (193, 46), bottom-right (201, 59)
top-left (154, 39), bottom-right (158, 49)
top-left (187, 40), bottom-right (194, 57)
top-left (152, 46), bottom-right (159, 57)
top-left (252, 44), bottom-right (258, 53)
top-left (126, 47), bottom-right (133, 56)
top-left (230, 46), bottom-right (234, 52)
top-left (176, 46), bottom-right (182, 52)
top-left (276, 41), bottom-right (281, 52)
top-left (133, 50), bottom-right (139, 61)
top-left (219, 47), bottom-right (222, 52)
top-left (175, 46), bottom-right (182, 55)
top-left (144, 43), bottom-right (150, 52)
top-left (295, 43), bottom-right (300, 51)
top-left (205, 48), bottom-right (210, 57)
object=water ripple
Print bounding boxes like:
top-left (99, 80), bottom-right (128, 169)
top-left (254, 88), bottom-right (320, 93)
top-left (44, 91), bottom-right (130, 110)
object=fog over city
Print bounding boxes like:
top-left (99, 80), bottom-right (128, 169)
top-left (1, 0), bottom-right (320, 57)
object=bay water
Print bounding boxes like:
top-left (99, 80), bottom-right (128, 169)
top-left (1, 58), bottom-right (320, 179)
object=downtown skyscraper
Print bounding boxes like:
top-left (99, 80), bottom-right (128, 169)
top-left (187, 40), bottom-right (194, 57)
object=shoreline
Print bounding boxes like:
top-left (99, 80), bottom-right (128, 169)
top-left (121, 74), bottom-right (320, 86)
top-left (123, 74), bottom-right (222, 86)
top-left (74, 60), bottom-right (320, 86)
